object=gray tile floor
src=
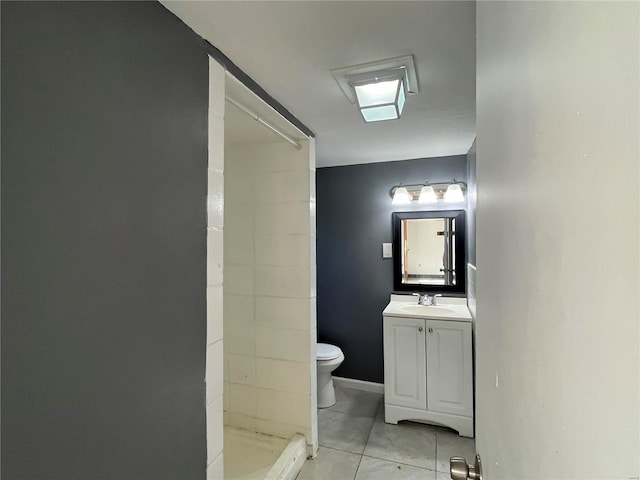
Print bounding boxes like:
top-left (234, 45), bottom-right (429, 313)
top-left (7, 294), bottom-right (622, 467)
top-left (297, 387), bottom-right (476, 480)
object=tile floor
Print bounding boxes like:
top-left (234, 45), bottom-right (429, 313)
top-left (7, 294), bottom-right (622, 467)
top-left (297, 387), bottom-right (476, 480)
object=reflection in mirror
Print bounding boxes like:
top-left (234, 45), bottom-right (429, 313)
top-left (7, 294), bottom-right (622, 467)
top-left (392, 210), bottom-right (465, 294)
top-left (401, 217), bottom-right (456, 285)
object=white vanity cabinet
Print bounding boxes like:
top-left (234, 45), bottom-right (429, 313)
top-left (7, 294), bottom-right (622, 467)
top-left (383, 317), bottom-right (427, 410)
top-left (383, 298), bottom-right (474, 438)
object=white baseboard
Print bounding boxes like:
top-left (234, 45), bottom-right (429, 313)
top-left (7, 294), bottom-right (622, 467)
top-left (332, 376), bottom-right (384, 394)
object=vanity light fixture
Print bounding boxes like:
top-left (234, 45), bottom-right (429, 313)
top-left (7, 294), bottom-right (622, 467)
top-left (391, 185), bottom-right (412, 205)
top-left (418, 183), bottom-right (438, 204)
top-left (389, 180), bottom-right (467, 205)
top-left (444, 180), bottom-right (465, 203)
top-left (331, 55), bottom-right (419, 123)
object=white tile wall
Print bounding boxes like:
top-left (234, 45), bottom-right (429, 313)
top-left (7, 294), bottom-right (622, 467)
top-left (309, 241), bottom-right (317, 299)
top-left (255, 265), bottom-right (311, 298)
top-left (224, 314), bottom-right (255, 356)
top-left (309, 199), bottom-right (316, 234)
top-left (209, 61), bottom-right (225, 119)
top-left (208, 116), bottom-right (225, 173)
top-left (228, 383), bottom-right (258, 417)
top-left (224, 226), bottom-right (254, 266)
top-left (224, 156), bottom-right (257, 187)
top-left (223, 412), bottom-right (308, 443)
top-left (206, 58), bottom-right (225, 471)
top-left (255, 234), bottom-right (310, 267)
top-left (254, 202), bottom-right (311, 235)
top-left (207, 169), bottom-right (224, 230)
top-left (309, 328), bottom-right (317, 368)
top-left (206, 453), bottom-right (224, 480)
top-left (223, 294), bottom-right (254, 324)
top-left (223, 137), bottom-right (317, 451)
top-left (253, 142), bottom-right (308, 173)
top-left (206, 340), bottom-right (224, 404)
top-left (228, 353), bottom-right (256, 385)
top-left (207, 396), bottom-right (224, 463)
top-left (223, 381), bottom-right (230, 412)
top-left (224, 181), bottom-right (254, 205)
top-left (207, 228), bottom-right (224, 286)
top-left (308, 138), bottom-right (316, 171)
top-left (256, 357), bottom-right (311, 393)
top-left (309, 169), bottom-right (316, 204)
top-left (224, 265), bottom-right (254, 296)
top-left (254, 169), bottom-right (310, 203)
top-left (255, 326), bottom-right (310, 363)
top-left (206, 286), bottom-right (223, 345)
top-left (256, 389), bottom-right (311, 426)
top-left (309, 297), bottom-right (317, 331)
top-left (255, 296), bottom-right (311, 330)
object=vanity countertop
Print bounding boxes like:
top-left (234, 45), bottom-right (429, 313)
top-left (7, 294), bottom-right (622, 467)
top-left (383, 294), bottom-right (472, 322)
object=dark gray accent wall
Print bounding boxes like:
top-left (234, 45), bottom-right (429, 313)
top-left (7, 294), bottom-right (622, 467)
top-left (316, 156), bottom-right (467, 383)
top-left (1, 2), bottom-right (208, 479)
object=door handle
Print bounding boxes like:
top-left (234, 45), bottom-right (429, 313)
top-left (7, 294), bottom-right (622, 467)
top-left (450, 455), bottom-right (482, 480)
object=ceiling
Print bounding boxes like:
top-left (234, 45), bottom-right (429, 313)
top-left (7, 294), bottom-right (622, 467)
top-left (224, 73), bottom-right (305, 148)
top-left (161, 1), bottom-right (476, 168)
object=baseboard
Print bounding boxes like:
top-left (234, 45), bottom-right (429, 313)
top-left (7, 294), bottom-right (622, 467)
top-left (332, 376), bottom-right (384, 394)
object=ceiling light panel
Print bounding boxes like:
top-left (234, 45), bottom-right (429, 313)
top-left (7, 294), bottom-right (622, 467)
top-left (331, 55), bottom-right (419, 104)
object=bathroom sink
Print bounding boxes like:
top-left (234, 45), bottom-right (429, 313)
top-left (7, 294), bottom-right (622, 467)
top-left (383, 295), bottom-right (471, 322)
top-left (399, 305), bottom-right (456, 316)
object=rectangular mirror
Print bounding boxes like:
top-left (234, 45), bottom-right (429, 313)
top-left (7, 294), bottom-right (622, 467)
top-left (392, 210), bottom-right (466, 294)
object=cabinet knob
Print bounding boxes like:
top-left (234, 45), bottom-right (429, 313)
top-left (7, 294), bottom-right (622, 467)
top-left (418, 327), bottom-right (423, 332)
top-left (428, 327), bottom-right (433, 333)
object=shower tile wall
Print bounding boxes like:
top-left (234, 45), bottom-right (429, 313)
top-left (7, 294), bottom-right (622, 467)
top-left (206, 58), bottom-right (225, 480)
top-left (224, 138), bottom-right (317, 452)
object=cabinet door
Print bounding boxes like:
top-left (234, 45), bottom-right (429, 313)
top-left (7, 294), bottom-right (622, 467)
top-left (383, 316), bottom-right (426, 410)
top-left (425, 320), bottom-right (473, 417)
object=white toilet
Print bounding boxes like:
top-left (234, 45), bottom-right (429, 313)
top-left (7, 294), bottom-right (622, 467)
top-left (316, 343), bottom-right (345, 408)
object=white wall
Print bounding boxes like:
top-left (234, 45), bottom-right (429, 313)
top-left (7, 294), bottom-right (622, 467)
top-left (466, 140), bottom-right (477, 320)
top-left (223, 138), bottom-right (318, 452)
top-left (476, 2), bottom-right (639, 478)
top-left (206, 57), bottom-right (226, 480)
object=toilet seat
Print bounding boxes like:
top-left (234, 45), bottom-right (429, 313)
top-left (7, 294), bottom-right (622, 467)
top-left (317, 343), bottom-right (343, 361)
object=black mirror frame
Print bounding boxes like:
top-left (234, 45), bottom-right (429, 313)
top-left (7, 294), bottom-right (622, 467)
top-left (391, 210), bottom-right (466, 294)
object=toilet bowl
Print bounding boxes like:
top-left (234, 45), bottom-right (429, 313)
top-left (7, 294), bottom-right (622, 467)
top-left (316, 343), bottom-right (344, 408)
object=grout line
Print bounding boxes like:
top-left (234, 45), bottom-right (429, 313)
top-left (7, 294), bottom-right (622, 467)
top-left (317, 444), bottom-right (361, 455)
top-left (353, 402), bottom-right (380, 480)
top-left (353, 449), bottom-right (365, 480)
top-left (435, 428), bottom-right (438, 476)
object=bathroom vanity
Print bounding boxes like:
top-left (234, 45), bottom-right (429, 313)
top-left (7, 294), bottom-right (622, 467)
top-left (383, 295), bottom-right (473, 437)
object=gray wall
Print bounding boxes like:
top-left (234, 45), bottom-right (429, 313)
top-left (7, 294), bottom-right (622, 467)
top-left (316, 156), bottom-right (467, 383)
top-left (1, 2), bottom-right (208, 479)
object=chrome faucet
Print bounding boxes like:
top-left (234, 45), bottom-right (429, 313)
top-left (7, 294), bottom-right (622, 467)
top-left (412, 293), bottom-right (427, 305)
top-left (413, 293), bottom-right (443, 306)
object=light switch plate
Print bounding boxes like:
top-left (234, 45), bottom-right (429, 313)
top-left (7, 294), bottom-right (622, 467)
top-left (382, 243), bottom-right (393, 258)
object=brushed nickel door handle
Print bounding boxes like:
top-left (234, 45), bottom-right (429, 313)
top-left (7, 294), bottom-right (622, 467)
top-left (450, 455), bottom-right (483, 480)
